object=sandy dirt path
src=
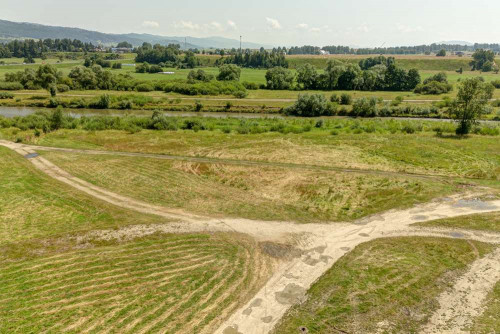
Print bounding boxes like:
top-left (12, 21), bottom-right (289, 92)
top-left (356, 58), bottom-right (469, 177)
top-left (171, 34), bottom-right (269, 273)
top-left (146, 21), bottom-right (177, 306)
top-left (2, 140), bottom-right (500, 334)
top-left (421, 247), bottom-right (500, 334)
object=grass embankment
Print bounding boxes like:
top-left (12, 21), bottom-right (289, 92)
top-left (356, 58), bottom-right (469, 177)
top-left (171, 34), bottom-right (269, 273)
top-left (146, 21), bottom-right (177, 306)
top-left (416, 211), bottom-right (500, 232)
top-left (4, 119), bottom-right (497, 180)
top-left (273, 237), bottom-right (494, 334)
top-left (39, 151), bottom-right (451, 222)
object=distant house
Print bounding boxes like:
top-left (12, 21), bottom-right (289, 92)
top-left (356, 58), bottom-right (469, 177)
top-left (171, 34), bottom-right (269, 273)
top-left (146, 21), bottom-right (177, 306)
top-left (111, 47), bottom-right (133, 54)
top-left (319, 50), bottom-right (330, 55)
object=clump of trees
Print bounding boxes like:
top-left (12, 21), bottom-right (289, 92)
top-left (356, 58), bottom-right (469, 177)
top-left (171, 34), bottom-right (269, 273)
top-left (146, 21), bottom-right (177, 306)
top-left (436, 49), bottom-right (447, 57)
top-left (292, 57), bottom-right (420, 92)
top-left (135, 62), bottom-right (163, 74)
top-left (284, 94), bottom-right (334, 117)
top-left (216, 48), bottom-right (288, 69)
top-left (470, 49), bottom-right (498, 72)
top-left (134, 43), bottom-right (199, 68)
top-left (217, 64), bottom-right (241, 81)
top-left (265, 67), bottom-right (294, 90)
top-left (451, 78), bottom-right (494, 135)
top-left (414, 72), bottom-right (453, 95)
top-left (187, 69), bottom-right (214, 82)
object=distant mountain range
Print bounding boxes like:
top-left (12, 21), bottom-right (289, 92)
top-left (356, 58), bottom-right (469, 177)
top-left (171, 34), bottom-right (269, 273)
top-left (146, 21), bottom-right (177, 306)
top-left (437, 40), bottom-right (474, 46)
top-left (0, 19), bottom-right (270, 49)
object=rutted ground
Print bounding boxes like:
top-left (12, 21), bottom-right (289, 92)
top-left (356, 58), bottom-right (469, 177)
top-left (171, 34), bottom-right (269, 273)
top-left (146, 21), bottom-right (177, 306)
top-left (2, 140), bottom-right (500, 333)
top-left (0, 233), bottom-right (274, 334)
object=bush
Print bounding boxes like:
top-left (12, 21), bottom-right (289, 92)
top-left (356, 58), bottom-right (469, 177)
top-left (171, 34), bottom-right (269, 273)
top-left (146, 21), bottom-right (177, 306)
top-left (352, 97), bottom-right (378, 117)
top-left (112, 62), bottom-right (122, 69)
top-left (0, 92), bottom-right (14, 99)
top-left (340, 94), bottom-right (352, 105)
top-left (330, 94), bottom-right (339, 103)
top-left (217, 64), bottom-right (241, 81)
top-left (163, 80), bottom-right (247, 97)
top-left (148, 65), bottom-right (163, 74)
top-left (491, 80), bottom-right (500, 89)
top-left (0, 82), bottom-right (24, 90)
top-left (187, 69), bottom-right (214, 82)
top-left (242, 81), bottom-right (259, 90)
top-left (414, 81), bottom-right (453, 95)
top-left (194, 100), bottom-right (203, 112)
top-left (56, 84), bottom-right (70, 93)
top-left (284, 94), bottom-right (334, 117)
top-left (136, 83), bottom-right (154, 92)
top-left (265, 67), bottom-right (295, 90)
top-left (88, 94), bottom-right (110, 109)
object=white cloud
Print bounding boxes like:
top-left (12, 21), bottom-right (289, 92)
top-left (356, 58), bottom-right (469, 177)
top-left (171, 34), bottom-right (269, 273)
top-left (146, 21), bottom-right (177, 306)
top-left (297, 23), bottom-right (309, 30)
top-left (357, 24), bottom-right (371, 33)
top-left (210, 21), bottom-right (223, 31)
top-left (266, 17), bottom-right (282, 30)
top-left (173, 20), bottom-right (201, 30)
top-left (142, 21), bottom-right (159, 28)
top-left (397, 24), bottom-right (424, 33)
top-left (227, 20), bottom-right (237, 30)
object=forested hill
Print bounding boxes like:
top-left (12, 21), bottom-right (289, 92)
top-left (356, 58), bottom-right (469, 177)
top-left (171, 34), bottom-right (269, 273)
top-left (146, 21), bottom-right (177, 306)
top-left (0, 19), bottom-right (268, 49)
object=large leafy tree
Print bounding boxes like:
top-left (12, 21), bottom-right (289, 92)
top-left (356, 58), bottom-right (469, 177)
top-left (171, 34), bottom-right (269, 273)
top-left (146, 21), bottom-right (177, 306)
top-left (470, 49), bottom-right (496, 71)
top-left (451, 78), bottom-right (494, 135)
top-left (265, 67), bottom-right (295, 90)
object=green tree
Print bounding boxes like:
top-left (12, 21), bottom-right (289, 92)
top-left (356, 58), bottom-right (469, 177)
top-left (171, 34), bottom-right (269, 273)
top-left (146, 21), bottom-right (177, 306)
top-left (436, 49), bottom-right (447, 57)
top-left (265, 67), bottom-right (295, 90)
top-left (296, 64), bottom-right (319, 90)
top-left (217, 64), bottom-right (241, 81)
top-left (284, 94), bottom-right (334, 117)
top-left (451, 78), bottom-right (494, 135)
top-left (470, 49), bottom-right (496, 71)
top-left (117, 41), bottom-right (133, 48)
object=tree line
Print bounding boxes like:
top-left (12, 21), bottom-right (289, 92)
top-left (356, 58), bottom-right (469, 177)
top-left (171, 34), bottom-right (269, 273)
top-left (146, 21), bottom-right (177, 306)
top-left (0, 39), bottom-right (96, 59)
top-left (264, 56), bottom-right (421, 92)
top-left (215, 48), bottom-right (288, 68)
top-left (289, 43), bottom-right (500, 55)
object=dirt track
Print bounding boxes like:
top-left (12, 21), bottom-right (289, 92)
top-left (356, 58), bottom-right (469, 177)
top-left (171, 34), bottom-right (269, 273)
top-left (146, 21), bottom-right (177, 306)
top-left (2, 140), bottom-right (500, 334)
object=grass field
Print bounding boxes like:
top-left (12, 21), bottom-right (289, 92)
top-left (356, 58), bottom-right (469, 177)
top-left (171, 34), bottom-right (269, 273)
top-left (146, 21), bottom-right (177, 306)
top-left (0, 233), bottom-right (270, 334)
top-left (272, 237), bottom-right (494, 334)
top-left (0, 143), bottom-right (273, 333)
top-left (5, 124), bottom-right (498, 180)
top-left (0, 146), bottom-right (166, 243)
top-left (471, 281), bottom-right (500, 333)
top-left (38, 151), bottom-right (453, 222)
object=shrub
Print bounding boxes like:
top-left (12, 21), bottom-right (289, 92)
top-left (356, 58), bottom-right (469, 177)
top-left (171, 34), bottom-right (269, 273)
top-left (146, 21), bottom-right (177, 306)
top-left (217, 64), bottom-right (241, 81)
top-left (136, 83), bottom-right (154, 92)
top-left (340, 93), bottom-right (352, 105)
top-left (265, 67), bottom-right (295, 90)
top-left (112, 62), bottom-right (122, 69)
top-left (56, 84), bottom-right (70, 93)
top-left (352, 97), bottom-right (378, 117)
top-left (414, 81), bottom-right (453, 95)
top-left (242, 81), bottom-right (259, 90)
top-left (194, 100), bottom-right (203, 112)
top-left (187, 69), bottom-right (214, 82)
top-left (148, 65), bottom-right (163, 74)
top-left (88, 94), bottom-right (110, 109)
top-left (0, 82), bottom-right (24, 90)
top-left (284, 94), bottom-right (334, 117)
top-left (0, 92), bottom-right (14, 99)
top-left (490, 80), bottom-right (500, 89)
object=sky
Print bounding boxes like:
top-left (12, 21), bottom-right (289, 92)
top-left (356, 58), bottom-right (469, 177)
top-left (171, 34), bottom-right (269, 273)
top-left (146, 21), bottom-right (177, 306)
top-left (2, 0), bottom-right (499, 47)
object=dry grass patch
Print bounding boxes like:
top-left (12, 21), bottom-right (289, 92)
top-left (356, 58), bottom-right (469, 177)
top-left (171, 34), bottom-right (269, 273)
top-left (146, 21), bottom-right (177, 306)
top-left (39, 151), bottom-right (454, 222)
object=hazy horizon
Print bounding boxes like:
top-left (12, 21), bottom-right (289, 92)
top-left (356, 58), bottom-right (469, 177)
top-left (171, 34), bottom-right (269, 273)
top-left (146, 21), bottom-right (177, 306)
top-left (2, 0), bottom-right (500, 47)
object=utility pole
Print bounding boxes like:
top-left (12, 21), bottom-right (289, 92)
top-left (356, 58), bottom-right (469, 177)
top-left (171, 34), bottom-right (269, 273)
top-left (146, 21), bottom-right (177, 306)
top-left (185, 37), bottom-right (187, 50)
top-left (240, 36), bottom-right (242, 53)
